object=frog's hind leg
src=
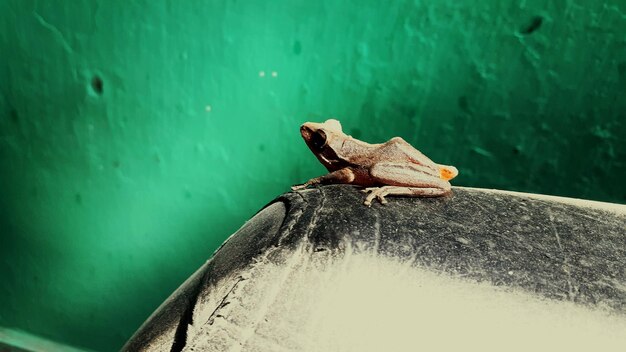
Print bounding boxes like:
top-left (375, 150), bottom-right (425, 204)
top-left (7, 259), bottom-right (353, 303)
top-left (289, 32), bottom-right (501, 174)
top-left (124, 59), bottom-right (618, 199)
top-left (362, 186), bottom-right (447, 206)
top-left (361, 162), bottom-right (451, 206)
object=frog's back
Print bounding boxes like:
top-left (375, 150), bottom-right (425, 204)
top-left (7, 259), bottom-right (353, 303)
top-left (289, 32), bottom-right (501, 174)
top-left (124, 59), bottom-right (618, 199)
top-left (375, 138), bottom-right (438, 168)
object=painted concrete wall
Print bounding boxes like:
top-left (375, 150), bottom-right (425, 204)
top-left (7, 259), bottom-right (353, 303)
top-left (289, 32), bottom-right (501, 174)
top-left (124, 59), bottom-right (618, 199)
top-left (1, 0), bottom-right (624, 350)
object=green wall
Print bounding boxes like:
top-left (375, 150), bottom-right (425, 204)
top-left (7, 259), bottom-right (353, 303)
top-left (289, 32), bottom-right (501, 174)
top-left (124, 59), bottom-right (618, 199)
top-left (1, 0), bottom-right (624, 350)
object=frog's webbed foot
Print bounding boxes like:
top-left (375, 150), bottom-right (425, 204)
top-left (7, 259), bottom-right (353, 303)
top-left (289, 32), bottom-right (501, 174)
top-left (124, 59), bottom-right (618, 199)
top-left (361, 186), bottom-right (448, 206)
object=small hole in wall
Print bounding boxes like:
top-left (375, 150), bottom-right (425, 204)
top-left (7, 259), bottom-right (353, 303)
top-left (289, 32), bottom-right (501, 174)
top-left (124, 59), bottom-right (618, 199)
top-left (618, 62), bottom-right (626, 79)
top-left (520, 16), bottom-right (543, 35)
top-left (293, 40), bottom-right (302, 55)
top-left (457, 96), bottom-right (471, 114)
top-left (10, 108), bottom-right (18, 123)
top-left (91, 76), bottom-right (103, 95)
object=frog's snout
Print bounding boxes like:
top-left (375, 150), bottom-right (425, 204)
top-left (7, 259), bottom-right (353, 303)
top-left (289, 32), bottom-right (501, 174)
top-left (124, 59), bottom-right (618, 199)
top-left (300, 124), bottom-right (313, 139)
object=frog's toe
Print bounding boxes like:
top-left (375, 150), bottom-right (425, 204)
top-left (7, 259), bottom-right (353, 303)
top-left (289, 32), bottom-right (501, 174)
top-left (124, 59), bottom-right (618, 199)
top-left (362, 188), bottom-right (389, 206)
top-left (364, 192), bottom-right (378, 206)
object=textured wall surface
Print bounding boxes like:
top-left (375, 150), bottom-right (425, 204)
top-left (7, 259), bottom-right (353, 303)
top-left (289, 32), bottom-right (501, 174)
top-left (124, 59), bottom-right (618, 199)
top-left (0, 0), bottom-right (624, 351)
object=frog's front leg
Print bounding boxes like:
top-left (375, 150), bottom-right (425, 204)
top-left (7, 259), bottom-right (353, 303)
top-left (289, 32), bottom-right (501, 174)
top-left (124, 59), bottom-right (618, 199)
top-left (291, 168), bottom-right (356, 191)
top-left (362, 162), bottom-right (451, 206)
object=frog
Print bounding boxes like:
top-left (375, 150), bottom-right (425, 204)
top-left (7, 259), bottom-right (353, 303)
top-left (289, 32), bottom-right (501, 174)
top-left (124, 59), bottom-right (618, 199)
top-left (291, 119), bottom-right (458, 206)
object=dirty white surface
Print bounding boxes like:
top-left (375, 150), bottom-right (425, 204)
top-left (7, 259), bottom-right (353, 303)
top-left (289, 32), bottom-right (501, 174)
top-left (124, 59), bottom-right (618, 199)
top-left (184, 247), bottom-right (626, 352)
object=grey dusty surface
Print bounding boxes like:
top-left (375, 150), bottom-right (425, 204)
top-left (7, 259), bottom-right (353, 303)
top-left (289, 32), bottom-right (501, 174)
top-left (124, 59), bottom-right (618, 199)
top-left (123, 185), bottom-right (626, 352)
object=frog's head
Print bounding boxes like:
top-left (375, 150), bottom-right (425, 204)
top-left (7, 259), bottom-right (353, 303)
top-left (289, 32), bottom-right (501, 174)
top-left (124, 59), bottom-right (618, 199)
top-left (300, 119), bottom-right (346, 170)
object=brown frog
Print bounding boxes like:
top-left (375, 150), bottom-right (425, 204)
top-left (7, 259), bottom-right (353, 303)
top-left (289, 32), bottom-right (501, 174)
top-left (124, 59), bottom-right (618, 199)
top-left (292, 119), bottom-right (458, 206)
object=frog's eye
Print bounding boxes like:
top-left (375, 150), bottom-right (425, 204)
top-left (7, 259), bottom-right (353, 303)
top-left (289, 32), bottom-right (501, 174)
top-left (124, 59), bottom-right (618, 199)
top-left (311, 130), bottom-right (327, 150)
